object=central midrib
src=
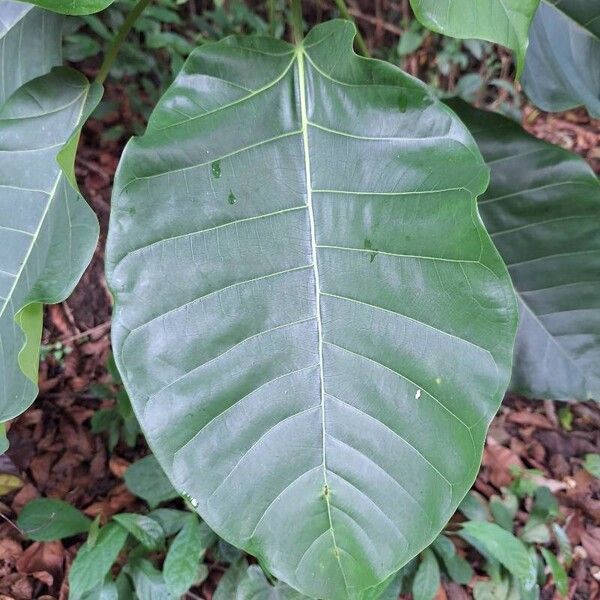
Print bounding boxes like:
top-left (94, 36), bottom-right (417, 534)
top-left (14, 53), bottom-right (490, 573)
top-left (296, 45), bottom-right (348, 588)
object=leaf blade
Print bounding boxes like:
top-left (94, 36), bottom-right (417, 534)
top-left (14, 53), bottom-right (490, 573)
top-left (106, 21), bottom-right (518, 598)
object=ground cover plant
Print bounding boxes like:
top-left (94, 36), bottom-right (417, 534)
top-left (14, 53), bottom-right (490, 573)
top-left (0, 1), bottom-right (599, 599)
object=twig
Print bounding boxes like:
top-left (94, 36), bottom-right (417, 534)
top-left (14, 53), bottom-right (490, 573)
top-left (58, 321), bottom-right (111, 345)
top-left (96, 0), bottom-right (153, 85)
top-left (331, 0), bottom-right (370, 56)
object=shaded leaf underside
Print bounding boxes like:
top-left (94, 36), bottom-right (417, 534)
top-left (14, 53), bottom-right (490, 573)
top-left (450, 100), bottom-right (600, 400)
top-left (522, 0), bottom-right (600, 117)
top-left (107, 21), bottom-right (517, 599)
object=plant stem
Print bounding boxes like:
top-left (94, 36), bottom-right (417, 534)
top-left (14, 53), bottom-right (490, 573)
top-left (96, 0), bottom-right (153, 85)
top-left (268, 0), bottom-right (276, 36)
top-left (291, 0), bottom-right (304, 44)
top-left (332, 0), bottom-right (370, 57)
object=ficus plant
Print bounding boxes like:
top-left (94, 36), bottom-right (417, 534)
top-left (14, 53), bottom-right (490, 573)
top-left (0, 0), bottom-right (598, 598)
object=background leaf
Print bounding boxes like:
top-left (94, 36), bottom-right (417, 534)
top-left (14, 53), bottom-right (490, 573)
top-left (106, 21), bottom-right (517, 598)
top-left (583, 454), bottom-right (600, 478)
top-left (17, 498), bottom-right (91, 541)
top-left (522, 1), bottom-right (600, 117)
top-left (412, 548), bottom-right (440, 600)
top-left (213, 558), bottom-right (249, 600)
top-left (409, 0), bottom-right (540, 75)
top-left (129, 558), bottom-right (174, 600)
top-left (449, 99), bottom-right (600, 401)
top-left (69, 522), bottom-right (128, 598)
top-left (112, 513), bottom-right (165, 550)
top-left (0, 0), bottom-right (62, 105)
top-left (0, 68), bottom-right (100, 423)
top-left (460, 521), bottom-right (536, 588)
top-left (163, 514), bottom-right (206, 597)
top-left (540, 548), bottom-right (568, 597)
top-left (123, 454), bottom-right (179, 508)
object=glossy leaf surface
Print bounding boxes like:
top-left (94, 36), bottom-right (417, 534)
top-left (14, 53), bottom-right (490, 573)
top-left (450, 100), bottom-right (600, 400)
top-left (0, 68), bottom-right (100, 421)
top-left (106, 21), bottom-right (517, 599)
top-left (13, 0), bottom-right (114, 15)
top-left (409, 0), bottom-right (540, 75)
top-left (522, 1), bottom-right (600, 117)
top-left (0, 0), bottom-right (62, 105)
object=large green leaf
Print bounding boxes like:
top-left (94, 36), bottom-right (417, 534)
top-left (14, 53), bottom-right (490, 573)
top-left (0, 0), bottom-right (62, 105)
top-left (409, 0), bottom-right (540, 76)
top-left (106, 21), bottom-right (517, 599)
top-left (522, 1), bottom-right (600, 118)
top-left (449, 100), bottom-right (600, 400)
top-left (0, 68), bottom-right (100, 421)
top-left (12, 0), bottom-right (114, 15)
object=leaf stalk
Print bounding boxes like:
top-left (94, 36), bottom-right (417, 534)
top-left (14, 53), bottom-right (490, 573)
top-left (96, 0), bottom-right (153, 85)
top-left (331, 0), bottom-right (370, 57)
top-left (291, 0), bottom-right (304, 44)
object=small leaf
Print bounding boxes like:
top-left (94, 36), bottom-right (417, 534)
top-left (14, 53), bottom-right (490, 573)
top-left (432, 536), bottom-right (474, 585)
top-left (236, 565), bottom-right (308, 599)
top-left (129, 558), bottom-right (174, 600)
top-left (112, 514), bottom-right (164, 550)
top-left (532, 486), bottom-right (559, 519)
top-left (163, 515), bottom-right (205, 597)
top-left (540, 548), bottom-right (568, 598)
top-left (459, 491), bottom-right (491, 521)
top-left (520, 517), bottom-right (551, 544)
top-left (213, 558), bottom-right (249, 600)
top-left (584, 454), bottom-right (600, 479)
top-left (17, 498), bottom-right (91, 541)
top-left (69, 523), bottom-right (128, 598)
top-left (473, 577), bottom-right (510, 600)
top-left (147, 508), bottom-right (190, 537)
top-left (490, 497), bottom-right (514, 532)
top-left (80, 579), bottom-right (118, 600)
top-left (0, 472), bottom-right (23, 495)
top-left (558, 407), bottom-right (573, 431)
top-left (0, 423), bottom-right (8, 454)
top-left (460, 521), bottom-right (536, 589)
top-left (123, 455), bottom-right (179, 508)
top-left (412, 548), bottom-right (441, 600)
top-left (552, 524), bottom-right (573, 567)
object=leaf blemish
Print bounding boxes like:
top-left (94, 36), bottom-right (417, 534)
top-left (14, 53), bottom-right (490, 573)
top-left (363, 237), bottom-right (379, 262)
top-left (227, 191), bottom-right (237, 205)
top-left (211, 160), bottom-right (221, 178)
top-left (323, 484), bottom-right (329, 498)
top-left (415, 389), bottom-right (421, 400)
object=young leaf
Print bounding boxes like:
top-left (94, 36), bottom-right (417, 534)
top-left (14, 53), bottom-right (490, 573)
top-left (17, 0), bottom-right (115, 15)
top-left (0, 68), bottom-right (100, 423)
top-left (522, 1), bottom-right (600, 118)
top-left (540, 548), bottom-right (568, 597)
top-left (123, 455), bottom-right (179, 508)
top-left (128, 558), bottom-right (174, 600)
top-left (106, 20), bottom-right (518, 598)
top-left (112, 513), bottom-right (165, 550)
top-left (147, 508), bottom-right (190, 537)
top-left (80, 579), bottom-right (118, 600)
top-left (412, 549), bottom-right (441, 600)
top-left (448, 100), bottom-right (600, 401)
top-left (432, 534), bottom-right (473, 585)
top-left (213, 558), bottom-right (249, 600)
top-left (460, 521), bottom-right (536, 589)
top-left (236, 565), bottom-right (308, 599)
top-left (163, 514), bottom-right (205, 597)
top-left (584, 454), bottom-right (600, 479)
top-left (17, 498), bottom-right (91, 541)
top-left (409, 0), bottom-right (540, 76)
top-left (69, 522), bottom-right (128, 598)
top-left (0, 0), bottom-right (62, 105)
